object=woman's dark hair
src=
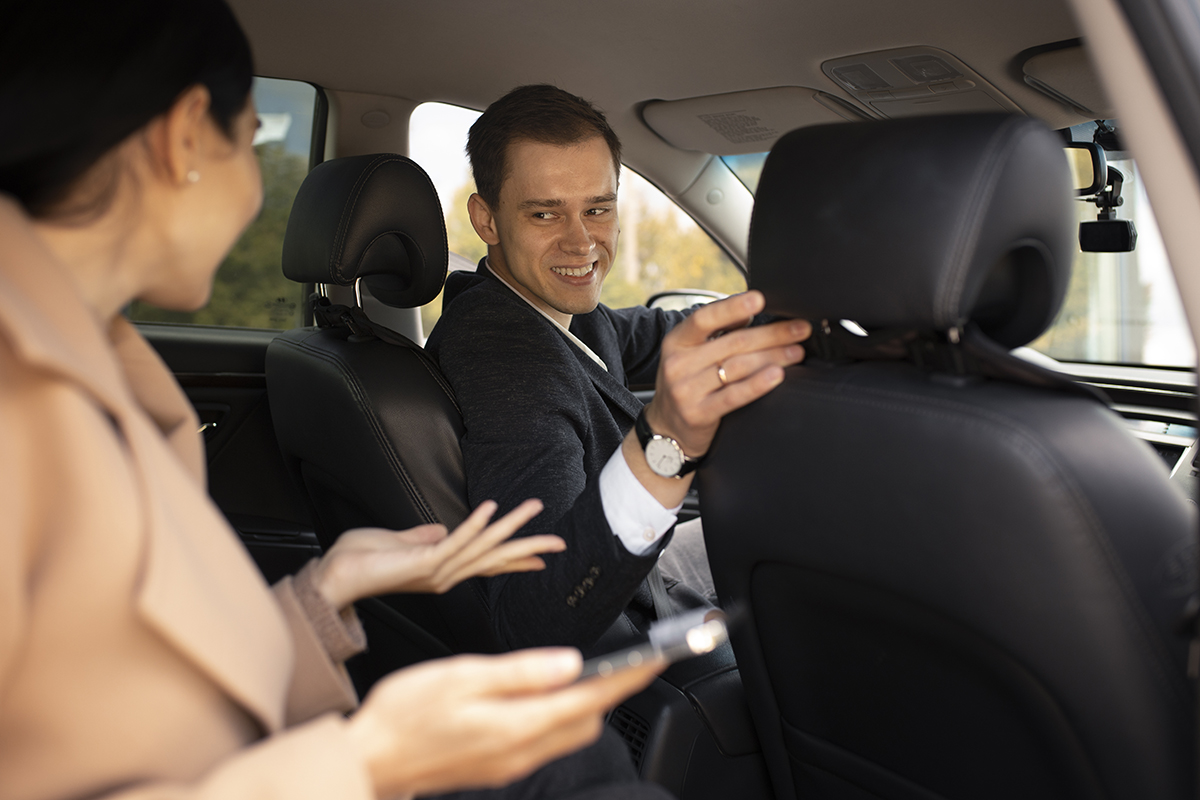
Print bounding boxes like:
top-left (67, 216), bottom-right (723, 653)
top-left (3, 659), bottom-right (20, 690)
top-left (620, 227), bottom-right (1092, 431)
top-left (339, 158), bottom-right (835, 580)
top-left (468, 84), bottom-right (622, 208)
top-left (0, 0), bottom-right (254, 218)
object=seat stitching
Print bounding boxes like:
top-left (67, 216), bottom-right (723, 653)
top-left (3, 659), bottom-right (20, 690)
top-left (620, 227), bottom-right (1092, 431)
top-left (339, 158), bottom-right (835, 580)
top-left (775, 380), bottom-right (1193, 712)
top-left (272, 336), bottom-right (442, 525)
top-left (936, 117), bottom-right (1025, 327)
top-left (331, 154), bottom-right (393, 284)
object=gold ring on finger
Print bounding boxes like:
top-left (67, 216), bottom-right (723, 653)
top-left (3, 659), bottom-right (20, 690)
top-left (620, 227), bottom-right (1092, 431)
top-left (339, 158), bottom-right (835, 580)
top-left (717, 364), bottom-right (729, 386)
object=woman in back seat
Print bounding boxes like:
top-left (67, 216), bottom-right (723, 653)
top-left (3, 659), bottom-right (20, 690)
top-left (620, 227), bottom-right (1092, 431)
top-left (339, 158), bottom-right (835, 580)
top-left (0, 2), bottom-right (670, 799)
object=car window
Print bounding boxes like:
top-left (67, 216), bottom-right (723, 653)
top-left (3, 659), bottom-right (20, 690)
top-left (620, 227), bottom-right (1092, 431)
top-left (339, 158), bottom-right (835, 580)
top-left (409, 102), bottom-right (746, 338)
top-left (723, 153), bottom-right (768, 195)
top-left (1029, 139), bottom-right (1194, 367)
top-left (723, 135), bottom-right (1195, 369)
top-left (127, 77), bottom-right (318, 330)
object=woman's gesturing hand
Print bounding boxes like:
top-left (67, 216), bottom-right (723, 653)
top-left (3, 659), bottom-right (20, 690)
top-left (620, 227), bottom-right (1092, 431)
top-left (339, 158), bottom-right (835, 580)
top-left (346, 648), bottom-right (662, 798)
top-left (312, 499), bottom-right (562, 609)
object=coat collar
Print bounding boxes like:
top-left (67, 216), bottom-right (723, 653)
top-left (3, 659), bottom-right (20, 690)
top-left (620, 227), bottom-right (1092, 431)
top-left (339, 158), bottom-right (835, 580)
top-left (459, 257), bottom-right (644, 425)
top-left (0, 196), bottom-right (292, 732)
top-left (573, 346), bottom-right (644, 425)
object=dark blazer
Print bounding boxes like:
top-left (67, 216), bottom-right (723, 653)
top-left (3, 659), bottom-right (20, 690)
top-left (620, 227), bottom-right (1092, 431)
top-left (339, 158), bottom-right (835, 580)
top-left (426, 262), bottom-right (688, 650)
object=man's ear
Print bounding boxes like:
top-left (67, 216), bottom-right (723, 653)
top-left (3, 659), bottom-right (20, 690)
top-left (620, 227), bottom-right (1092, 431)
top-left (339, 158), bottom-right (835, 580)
top-left (467, 192), bottom-right (501, 246)
top-left (150, 84), bottom-right (213, 185)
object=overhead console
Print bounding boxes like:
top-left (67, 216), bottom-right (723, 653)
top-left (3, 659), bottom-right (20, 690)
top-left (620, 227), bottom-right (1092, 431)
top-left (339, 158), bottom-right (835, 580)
top-left (642, 45), bottom-right (1107, 157)
top-left (822, 46), bottom-right (1021, 118)
top-left (642, 86), bottom-right (870, 155)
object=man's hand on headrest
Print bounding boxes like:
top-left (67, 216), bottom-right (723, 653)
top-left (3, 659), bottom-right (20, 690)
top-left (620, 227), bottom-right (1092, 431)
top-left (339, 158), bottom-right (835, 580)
top-left (647, 290), bottom-right (810, 459)
top-left (619, 291), bottom-right (810, 510)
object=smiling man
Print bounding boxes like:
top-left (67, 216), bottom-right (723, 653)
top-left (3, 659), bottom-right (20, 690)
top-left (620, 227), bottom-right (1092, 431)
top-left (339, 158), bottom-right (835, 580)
top-left (426, 85), bottom-right (810, 653)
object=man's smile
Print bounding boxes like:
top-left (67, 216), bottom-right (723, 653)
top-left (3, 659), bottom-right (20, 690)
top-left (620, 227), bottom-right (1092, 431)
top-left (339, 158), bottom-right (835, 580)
top-left (551, 263), bottom-right (597, 278)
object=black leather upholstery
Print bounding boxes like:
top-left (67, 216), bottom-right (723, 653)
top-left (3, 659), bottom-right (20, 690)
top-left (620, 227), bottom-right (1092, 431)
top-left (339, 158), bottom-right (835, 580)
top-left (701, 115), bottom-right (1197, 800)
top-left (282, 153), bottom-right (447, 307)
top-left (267, 154), bottom-right (501, 664)
top-left (751, 114), bottom-right (1073, 349)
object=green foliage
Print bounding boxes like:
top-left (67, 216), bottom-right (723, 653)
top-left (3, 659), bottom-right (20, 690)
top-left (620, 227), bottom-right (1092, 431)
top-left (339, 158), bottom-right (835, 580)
top-left (128, 143), bottom-right (307, 329)
top-left (423, 181), bottom-right (487, 336)
top-left (601, 210), bottom-right (745, 309)
top-left (445, 181), bottom-right (488, 264)
top-left (1030, 252), bottom-right (1152, 362)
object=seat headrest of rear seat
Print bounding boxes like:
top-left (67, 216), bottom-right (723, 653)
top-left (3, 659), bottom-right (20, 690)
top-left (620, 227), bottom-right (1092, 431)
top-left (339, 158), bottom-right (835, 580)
top-left (282, 153), bottom-right (448, 309)
top-left (749, 114), bottom-right (1074, 349)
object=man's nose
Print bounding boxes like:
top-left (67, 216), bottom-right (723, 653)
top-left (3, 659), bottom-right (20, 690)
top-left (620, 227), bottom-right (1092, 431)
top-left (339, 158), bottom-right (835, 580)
top-left (560, 215), bottom-right (595, 255)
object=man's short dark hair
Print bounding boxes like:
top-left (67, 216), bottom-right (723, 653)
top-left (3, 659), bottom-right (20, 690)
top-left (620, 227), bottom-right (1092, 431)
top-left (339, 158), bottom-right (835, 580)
top-left (467, 84), bottom-right (622, 208)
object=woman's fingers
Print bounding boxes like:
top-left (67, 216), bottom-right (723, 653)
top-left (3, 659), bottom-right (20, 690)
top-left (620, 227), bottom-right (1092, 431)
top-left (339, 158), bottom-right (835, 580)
top-left (434, 530), bottom-right (561, 590)
top-left (350, 649), bottom-right (663, 797)
top-left (319, 499), bottom-right (548, 602)
top-left (447, 534), bottom-right (565, 583)
top-left (433, 499), bottom-right (500, 559)
top-left (392, 523), bottom-right (450, 546)
top-left (438, 498), bottom-right (544, 570)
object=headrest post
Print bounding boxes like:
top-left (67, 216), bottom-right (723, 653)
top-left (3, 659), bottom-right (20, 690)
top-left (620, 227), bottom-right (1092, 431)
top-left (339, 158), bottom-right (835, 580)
top-left (353, 277), bottom-right (364, 310)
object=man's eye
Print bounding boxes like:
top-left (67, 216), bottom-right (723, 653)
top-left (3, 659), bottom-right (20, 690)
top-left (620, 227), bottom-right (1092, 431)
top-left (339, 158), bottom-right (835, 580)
top-left (533, 212), bottom-right (554, 220)
top-left (587, 207), bottom-right (612, 216)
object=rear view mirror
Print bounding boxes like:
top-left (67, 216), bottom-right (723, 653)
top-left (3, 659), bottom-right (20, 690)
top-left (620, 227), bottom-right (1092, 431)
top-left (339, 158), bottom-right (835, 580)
top-left (1064, 142), bottom-right (1107, 196)
top-left (647, 289), bottom-right (726, 311)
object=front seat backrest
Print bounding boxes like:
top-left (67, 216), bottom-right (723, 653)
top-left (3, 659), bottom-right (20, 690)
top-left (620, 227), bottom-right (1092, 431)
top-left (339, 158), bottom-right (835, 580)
top-left (701, 114), bottom-right (1196, 800)
top-left (267, 153), bottom-right (500, 666)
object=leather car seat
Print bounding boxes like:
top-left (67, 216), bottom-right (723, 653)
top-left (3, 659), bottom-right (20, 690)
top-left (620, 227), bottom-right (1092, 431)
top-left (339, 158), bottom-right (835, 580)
top-left (700, 114), bottom-right (1196, 800)
top-left (266, 153), bottom-right (501, 683)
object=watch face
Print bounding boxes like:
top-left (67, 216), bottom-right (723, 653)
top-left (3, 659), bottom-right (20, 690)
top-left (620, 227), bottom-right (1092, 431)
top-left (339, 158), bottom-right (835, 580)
top-left (645, 436), bottom-right (684, 478)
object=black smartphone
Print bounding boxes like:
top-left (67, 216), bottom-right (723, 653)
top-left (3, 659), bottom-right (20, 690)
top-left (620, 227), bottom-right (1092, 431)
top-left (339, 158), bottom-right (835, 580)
top-left (707, 316), bottom-right (754, 340)
top-left (579, 608), bottom-right (730, 680)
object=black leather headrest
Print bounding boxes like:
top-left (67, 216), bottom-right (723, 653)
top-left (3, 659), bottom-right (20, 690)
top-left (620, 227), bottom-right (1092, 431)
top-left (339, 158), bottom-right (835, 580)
top-left (282, 153), bottom-right (448, 308)
top-left (749, 114), bottom-right (1074, 348)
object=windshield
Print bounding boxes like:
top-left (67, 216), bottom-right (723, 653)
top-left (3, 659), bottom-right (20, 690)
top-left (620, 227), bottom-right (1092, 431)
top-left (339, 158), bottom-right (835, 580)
top-left (721, 128), bottom-right (1195, 370)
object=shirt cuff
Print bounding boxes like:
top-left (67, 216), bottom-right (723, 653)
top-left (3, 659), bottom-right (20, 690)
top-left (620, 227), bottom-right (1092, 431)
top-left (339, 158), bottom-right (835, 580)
top-left (600, 444), bottom-right (682, 556)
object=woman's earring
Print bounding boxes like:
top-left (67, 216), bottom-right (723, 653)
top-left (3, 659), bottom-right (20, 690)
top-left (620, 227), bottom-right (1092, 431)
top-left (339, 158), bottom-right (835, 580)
top-left (186, 170), bottom-right (201, 183)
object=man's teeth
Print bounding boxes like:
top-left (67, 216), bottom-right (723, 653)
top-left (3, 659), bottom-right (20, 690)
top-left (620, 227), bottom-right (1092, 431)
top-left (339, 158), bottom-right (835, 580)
top-left (552, 264), bottom-right (595, 277)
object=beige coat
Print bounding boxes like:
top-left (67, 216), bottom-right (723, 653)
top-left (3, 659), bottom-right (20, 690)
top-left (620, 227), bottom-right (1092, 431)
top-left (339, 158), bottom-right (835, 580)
top-left (0, 197), bottom-right (374, 800)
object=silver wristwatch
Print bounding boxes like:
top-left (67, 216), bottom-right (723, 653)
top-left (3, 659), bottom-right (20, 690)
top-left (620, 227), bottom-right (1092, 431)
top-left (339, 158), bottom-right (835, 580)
top-left (634, 408), bottom-right (705, 478)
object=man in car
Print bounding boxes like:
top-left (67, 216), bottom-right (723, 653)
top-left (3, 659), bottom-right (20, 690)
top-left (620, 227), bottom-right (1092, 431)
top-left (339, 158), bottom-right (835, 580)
top-left (426, 84), bottom-right (810, 652)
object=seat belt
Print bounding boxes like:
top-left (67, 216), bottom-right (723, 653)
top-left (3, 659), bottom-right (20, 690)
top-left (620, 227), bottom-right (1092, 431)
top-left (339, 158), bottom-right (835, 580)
top-left (312, 297), bottom-right (461, 416)
top-left (647, 564), bottom-right (675, 620)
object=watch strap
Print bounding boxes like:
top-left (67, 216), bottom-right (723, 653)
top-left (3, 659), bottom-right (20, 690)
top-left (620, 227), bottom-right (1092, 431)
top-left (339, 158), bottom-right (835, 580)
top-left (634, 408), bottom-right (705, 477)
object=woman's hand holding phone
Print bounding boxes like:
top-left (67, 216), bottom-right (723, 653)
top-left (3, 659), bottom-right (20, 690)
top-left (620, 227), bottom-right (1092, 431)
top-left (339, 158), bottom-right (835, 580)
top-left (346, 647), bottom-right (664, 798)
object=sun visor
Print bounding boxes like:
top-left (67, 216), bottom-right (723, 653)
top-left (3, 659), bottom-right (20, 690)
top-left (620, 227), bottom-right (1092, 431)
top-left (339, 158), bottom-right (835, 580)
top-left (1023, 46), bottom-right (1114, 118)
top-left (822, 47), bottom-right (1021, 120)
top-left (642, 87), bottom-right (871, 155)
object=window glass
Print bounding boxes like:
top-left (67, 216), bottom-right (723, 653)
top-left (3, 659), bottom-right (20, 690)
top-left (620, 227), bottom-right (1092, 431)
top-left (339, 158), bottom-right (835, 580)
top-left (409, 102), bottom-right (746, 337)
top-left (723, 152), bottom-right (768, 194)
top-left (1030, 154), bottom-right (1194, 367)
top-left (128, 77), bottom-right (316, 329)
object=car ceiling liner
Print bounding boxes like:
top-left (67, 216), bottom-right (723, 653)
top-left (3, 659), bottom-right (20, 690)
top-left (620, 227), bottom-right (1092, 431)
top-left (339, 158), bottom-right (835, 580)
top-left (643, 46), bottom-right (1107, 158)
top-left (642, 87), bottom-right (870, 156)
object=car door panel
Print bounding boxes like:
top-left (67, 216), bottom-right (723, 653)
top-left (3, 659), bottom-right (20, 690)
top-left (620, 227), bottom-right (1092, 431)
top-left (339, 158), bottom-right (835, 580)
top-left (138, 322), bottom-right (320, 584)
